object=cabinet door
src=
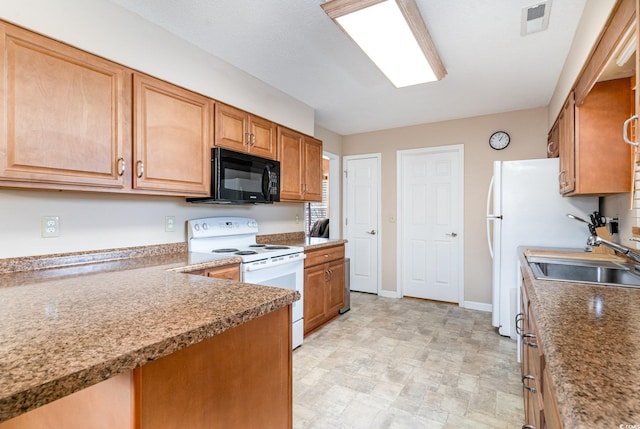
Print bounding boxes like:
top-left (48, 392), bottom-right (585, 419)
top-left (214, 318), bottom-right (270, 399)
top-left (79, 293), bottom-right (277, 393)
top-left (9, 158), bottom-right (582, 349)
top-left (248, 115), bottom-right (277, 159)
top-left (133, 74), bottom-right (211, 196)
top-left (205, 264), bottom-right (240, 281)
top-left (575, 78), bottom-right (632, 194)
top-left (558, 92), bottom-right (575, 194)
top-left (278, 127), bottom-right (304, 200)
top-left (0, 23), bottom-right (129, 189)
top-left (326, 260), bottom-right (345, 315)
top-left (304, 264), bottom-right (327, 335)
top-left (304, 136), bottom-right (323, 202)
top-left (214, 103), bottom-right (248, 153)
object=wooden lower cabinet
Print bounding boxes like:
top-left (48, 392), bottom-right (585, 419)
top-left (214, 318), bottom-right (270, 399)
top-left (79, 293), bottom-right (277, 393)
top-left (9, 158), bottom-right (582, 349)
top-left (304, 244), bottom-right (345, 335)
top-left (0, 307), bottom-right (292, 429)
top-left (520, 280), bottom-right (562, 429)
top-left (137, 305), bottom-right (292, 429)
top-left (0, 373), bottom-right (134, 429)
top-left (187, 263), bottom-right (240, 281)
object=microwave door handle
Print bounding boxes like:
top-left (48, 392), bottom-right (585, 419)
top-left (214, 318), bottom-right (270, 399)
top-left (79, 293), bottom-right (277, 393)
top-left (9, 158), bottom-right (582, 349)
top-left (262, 165), bottom-right (271, 200)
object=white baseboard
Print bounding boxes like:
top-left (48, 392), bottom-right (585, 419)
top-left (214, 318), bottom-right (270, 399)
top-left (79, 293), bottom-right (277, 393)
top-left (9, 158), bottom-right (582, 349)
top-left (463, 301), bottom-right (492, 312)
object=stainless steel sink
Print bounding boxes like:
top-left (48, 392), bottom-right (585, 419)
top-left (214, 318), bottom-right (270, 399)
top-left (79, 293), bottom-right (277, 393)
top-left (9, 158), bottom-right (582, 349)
top-left (527, 257), bottom-right (640, 288)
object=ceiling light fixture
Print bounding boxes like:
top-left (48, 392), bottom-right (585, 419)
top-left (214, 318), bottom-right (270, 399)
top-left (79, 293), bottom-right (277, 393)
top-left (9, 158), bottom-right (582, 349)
top-left (321, 0), bottom-right (446, 88)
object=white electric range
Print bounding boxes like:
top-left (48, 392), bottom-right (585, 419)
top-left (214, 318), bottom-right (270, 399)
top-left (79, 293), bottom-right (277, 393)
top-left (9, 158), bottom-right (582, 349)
top-left (187, 217), bottom-right (305, 349)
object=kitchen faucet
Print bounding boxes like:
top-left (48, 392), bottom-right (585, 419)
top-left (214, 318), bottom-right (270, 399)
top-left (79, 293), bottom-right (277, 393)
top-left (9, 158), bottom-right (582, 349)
top-left (587, 235), bottom-right (640, 264)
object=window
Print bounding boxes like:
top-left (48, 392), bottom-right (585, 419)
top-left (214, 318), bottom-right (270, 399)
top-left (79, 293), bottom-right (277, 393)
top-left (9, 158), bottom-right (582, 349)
top-left (305, 157), bottom-right (330, 237)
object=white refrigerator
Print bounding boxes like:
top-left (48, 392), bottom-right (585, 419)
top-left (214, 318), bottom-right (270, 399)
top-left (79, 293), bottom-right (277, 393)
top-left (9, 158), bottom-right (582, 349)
top-left (487, 158), bottom-right (597, 339)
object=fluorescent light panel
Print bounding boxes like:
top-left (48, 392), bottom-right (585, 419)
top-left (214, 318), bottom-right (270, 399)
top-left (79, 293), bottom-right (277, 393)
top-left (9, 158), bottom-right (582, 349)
top-left (323, 0), bottom-right (446, 88)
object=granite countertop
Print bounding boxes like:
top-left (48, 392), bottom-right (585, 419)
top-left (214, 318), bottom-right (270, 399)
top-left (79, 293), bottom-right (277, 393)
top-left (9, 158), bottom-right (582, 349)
top-left (519, 250), bottom-right (640, 428)
top-left (0, 243), bottom-right (299, 423)
top-left (257, 233), bottom-right (346, 251)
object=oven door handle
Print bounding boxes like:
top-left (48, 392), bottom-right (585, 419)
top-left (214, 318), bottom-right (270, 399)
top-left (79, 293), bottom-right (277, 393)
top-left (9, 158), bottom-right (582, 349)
top-left (243, 254), bottom-right (306, 272)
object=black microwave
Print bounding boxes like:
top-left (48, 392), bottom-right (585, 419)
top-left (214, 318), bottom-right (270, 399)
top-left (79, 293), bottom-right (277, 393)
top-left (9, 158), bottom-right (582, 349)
top-left (187, 148), bottom-right (280, 204)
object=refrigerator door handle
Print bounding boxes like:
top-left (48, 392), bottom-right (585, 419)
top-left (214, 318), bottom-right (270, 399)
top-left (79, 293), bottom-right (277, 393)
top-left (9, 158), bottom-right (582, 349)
top-left (486, 176), bottom-right (500, 259)
top-left (486, 176), bottom-right (494, 218)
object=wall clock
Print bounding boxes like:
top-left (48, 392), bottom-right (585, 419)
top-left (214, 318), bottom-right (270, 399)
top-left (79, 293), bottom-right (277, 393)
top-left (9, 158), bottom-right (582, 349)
top-left (489, 131), bottom-right (510, 150)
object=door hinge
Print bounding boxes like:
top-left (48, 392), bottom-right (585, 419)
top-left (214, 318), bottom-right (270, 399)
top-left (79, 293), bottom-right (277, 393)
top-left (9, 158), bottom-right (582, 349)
top-left (344, 170), bottom-right (348, 178)
top-left (345, 218), bottom-right (348, 226)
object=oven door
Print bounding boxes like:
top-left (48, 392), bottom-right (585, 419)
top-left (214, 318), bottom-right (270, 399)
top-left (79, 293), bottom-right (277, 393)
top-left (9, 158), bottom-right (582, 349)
top-left (242, 257), bottom-right (304, 349)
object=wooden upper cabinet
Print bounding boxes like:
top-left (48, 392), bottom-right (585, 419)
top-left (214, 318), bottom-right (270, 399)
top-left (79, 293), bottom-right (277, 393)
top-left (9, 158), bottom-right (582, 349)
top-left (278, 127), bottom-right (305, 200)
top-left (0, 22), bottom-right (130, 189)
top-left (214, 103), bottom-right (277, 159)
top-left (572, 78), bottom-right (632, 195)
top-left (304, 136), bottom-right (323, 201)
top-left (555, 0), bottom-right (635, 196)
top-left (133, 73), bottom-right (212, 196)
top-left (277, 126), bottom-right (323, 202)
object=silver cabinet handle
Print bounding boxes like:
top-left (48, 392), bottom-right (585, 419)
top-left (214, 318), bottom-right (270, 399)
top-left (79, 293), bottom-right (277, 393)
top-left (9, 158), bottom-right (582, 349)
top-left (522, 375), bottom-right (537, 393)
top-left (136, 160), bottom-right (144, 178)
top-left (446, 232), bottom-right (457, 237)
top-left (523, 333), bottom-right (537, 348)
top-left (251, 133), bottom-right (256, 146)
top-left (623, 115), bottom-right (639, 146)
top-left (559, 170), bottom-right (567, 187)
top-left (117, 157), bottom-right (125, 176)
top-left (515, 313), bottom-right (524, 336)
top-left (547, 141), bottom-right (555, 155)
top-left (522, 425), bottom-right (536, 429)
top-left (366, 230), bottom-right (376, 235)
top-left (244, 132), bottom-right (251, 146)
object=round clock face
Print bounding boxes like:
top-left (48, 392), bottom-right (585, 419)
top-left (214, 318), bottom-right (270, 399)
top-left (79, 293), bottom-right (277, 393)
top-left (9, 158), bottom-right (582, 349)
top-left (489, 131), bottom-right (510, 150)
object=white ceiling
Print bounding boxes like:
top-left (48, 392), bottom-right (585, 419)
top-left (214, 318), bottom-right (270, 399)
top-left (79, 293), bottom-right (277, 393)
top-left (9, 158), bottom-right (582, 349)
top-left (106, 0), bottom-right (588, 136)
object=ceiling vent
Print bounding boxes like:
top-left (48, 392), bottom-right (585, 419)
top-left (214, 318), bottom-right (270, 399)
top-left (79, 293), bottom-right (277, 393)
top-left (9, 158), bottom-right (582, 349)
top-left (521, 1), bottom-right (552, 36)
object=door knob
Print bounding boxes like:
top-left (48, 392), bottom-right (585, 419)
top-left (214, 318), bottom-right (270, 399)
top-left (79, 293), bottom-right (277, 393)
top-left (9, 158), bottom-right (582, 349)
top-left (366, 230), bottom-right (376, 235)
top-left (446, 232), bottom-right (458, 237)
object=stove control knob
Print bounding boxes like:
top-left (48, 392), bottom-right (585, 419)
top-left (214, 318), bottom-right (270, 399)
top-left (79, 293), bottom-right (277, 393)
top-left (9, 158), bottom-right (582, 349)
top-left (194, 224), bottom-right (200, 231)
top-left (202, 223), bottom-right (209, 230)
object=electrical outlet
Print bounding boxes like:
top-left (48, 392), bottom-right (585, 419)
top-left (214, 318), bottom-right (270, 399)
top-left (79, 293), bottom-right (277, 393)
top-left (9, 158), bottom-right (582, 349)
top-left (165, 216), bottom-right (176, 232)
top-left (41, 216), bottom-right (60, 238)
top-left (295, 214), bottom-right (300, 224)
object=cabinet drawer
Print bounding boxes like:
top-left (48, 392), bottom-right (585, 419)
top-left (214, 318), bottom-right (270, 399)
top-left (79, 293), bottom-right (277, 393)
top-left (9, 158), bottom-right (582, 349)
top-left (305, 245), bottom-right (344, 267)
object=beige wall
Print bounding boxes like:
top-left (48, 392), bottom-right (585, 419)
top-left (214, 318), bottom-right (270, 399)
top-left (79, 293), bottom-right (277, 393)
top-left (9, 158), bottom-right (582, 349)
top-left (342, 107), bottom-right (548, 304)
top-left (315, 126), bottom-right (343, 156)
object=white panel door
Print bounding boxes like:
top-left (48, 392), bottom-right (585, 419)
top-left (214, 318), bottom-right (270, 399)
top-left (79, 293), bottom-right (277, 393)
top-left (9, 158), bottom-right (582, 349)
top-left (399, 147), bottom-right (462, 303)
top-left (344, 155), bottom-right (380, 294)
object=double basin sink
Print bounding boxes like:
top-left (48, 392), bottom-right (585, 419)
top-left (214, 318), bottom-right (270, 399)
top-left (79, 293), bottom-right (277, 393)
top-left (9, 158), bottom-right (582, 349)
top-left (528, 256), bottom-right (640, 288)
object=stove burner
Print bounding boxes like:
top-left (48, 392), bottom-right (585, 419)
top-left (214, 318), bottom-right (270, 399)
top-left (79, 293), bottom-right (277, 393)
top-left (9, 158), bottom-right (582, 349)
top-left (249, 244), bottom-right (266, 248)
top-left (235, 250), bottom-right (259, 256)
top-left (265, 245), bottom-right (290, 250)
top-left (212, 248), bottom-right (239, 253)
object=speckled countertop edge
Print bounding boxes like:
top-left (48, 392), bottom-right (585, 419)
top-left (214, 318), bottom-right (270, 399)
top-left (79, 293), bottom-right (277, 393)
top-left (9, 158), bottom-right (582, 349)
top-left (0, 243), bottom-right (298, 423)
top-left (519, 250), bottom-right (640, 428)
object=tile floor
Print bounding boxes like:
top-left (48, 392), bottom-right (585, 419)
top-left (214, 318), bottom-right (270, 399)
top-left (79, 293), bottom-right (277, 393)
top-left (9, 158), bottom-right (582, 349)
top-left (293, 292), bottom-right (524, 428)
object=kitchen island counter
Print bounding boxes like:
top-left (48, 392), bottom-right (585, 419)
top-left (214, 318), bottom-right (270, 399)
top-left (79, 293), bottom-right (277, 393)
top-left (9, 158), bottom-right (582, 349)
top-left (520, 249), bottom-right (640, 428)
top-left (0, 244), bottom-right (298, 424)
